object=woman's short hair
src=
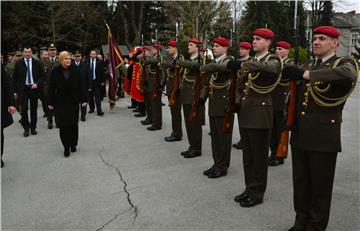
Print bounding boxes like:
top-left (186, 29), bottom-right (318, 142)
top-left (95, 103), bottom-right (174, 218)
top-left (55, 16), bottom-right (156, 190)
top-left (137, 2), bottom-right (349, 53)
top-left (58, 51), bottom-right (70, 62)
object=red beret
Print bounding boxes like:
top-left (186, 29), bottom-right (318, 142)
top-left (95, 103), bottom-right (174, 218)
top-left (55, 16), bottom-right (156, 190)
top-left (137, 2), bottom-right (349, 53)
top-left (213, 37), bottom-right (230, 47)
top-left (239, 42), bottom-right (252, 50)
top-left (143, 46), bottom-right (151, 51)
top-left (167, 41), bottom-right (177, 47)
top-left (153, 43), bottom-right (163, 49)
top-left (135, 47), bottom-right (143, 54)
top-left (253, 28), bottom-right (275, 39)
top-left (276, 41), bottom-right (291, 49)
top-left (188, 38), bottom-right (203, 44)
top-left (129, 49), bottom-right (135, 54)
top-left (313, 26), bottom-right (340, 38)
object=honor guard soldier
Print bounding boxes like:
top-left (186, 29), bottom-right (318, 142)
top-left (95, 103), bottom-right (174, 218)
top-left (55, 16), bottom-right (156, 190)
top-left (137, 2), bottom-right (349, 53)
top-left (141, 44), bottom-right (163, 131)
top-left (200, 37), bottom-right (234, 178)
top-left (5, 51), bottom-right (15, 77)
top-left (176, 38), bottom-right (204, 158)
top-left (41, 43), bottom-right (59, 128)
top-left (159, 40), bottom-right (184, 141)
top-left (233, 42), bottom-right (252, 150)
top-left (269, 41), bottom-right (294, 166)
top-left (130, 47), bottom-right (145, 117)
top-left (282, 26), bottom-right (358, 231)
top-left (227, 28), bottom-right (283, 207)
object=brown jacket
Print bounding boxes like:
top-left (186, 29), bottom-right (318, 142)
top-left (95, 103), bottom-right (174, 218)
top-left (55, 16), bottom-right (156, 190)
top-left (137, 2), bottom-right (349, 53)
top-left (236, 53), bottom-right (282, 129)
top-left (178, 56), bottom-right (203, 105)
top-left (200, 55), bottom-right (233, 116)
top-left (290, 55), bottom-right (358, 152)
top-left (272, 57), bottom-right (294, 111)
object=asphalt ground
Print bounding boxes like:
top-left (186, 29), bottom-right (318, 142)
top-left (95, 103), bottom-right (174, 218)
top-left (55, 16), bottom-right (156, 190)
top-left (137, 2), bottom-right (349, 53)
top-left (1, 87), bottom-right (359, 231)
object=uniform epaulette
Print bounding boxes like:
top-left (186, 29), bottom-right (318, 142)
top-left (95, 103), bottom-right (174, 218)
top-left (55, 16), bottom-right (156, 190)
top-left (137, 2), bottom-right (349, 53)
top-left (334, 56), bottom-right (358, 68)
top-left (265, 54), bottom-right (281, 62)
top-left (299, 59), bottom-right (314, 66)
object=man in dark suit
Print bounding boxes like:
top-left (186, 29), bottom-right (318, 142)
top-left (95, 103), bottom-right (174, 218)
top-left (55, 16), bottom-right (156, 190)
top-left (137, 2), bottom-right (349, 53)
top-left (13, 46), bottom-right (44, 136)
top-left (283, 26), bottom-right (358, 231)
top-left (227, 28), bottom-right (282, 207)
top-left (73, 51), bottom-right (90, 121)
top-left (2, 64), bottom-right (17, 167)
top-left (87, 50), bottom-right (105, 116)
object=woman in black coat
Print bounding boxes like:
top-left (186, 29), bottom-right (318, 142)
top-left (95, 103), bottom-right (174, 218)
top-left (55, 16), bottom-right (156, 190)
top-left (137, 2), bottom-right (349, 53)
top-left (48, 51), bottom-right (87, 157)
top-left (1, 64), bottom-right (17, 167)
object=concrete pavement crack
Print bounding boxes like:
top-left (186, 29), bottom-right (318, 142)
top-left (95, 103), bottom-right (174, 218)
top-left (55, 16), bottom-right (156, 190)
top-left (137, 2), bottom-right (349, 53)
top-left (97, 149), bottom-right (138, 230)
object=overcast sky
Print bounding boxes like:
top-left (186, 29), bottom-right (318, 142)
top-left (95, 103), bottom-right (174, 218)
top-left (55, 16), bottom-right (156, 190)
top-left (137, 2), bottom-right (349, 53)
top-left (332, 0), bottom-right (359, 13)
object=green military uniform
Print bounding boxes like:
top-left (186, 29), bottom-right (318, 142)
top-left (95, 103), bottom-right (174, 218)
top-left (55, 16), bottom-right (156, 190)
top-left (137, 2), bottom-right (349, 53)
top-left (5, 61), bottom-right (15, 78)
top-left (41, 56), bottom-right (59, 127)
top-left (269, 57), bottom-right (294, 164)
top-left (177, 55), bottom-right (204, 157)
top-left (200, 54), bottom-right (234, 176)
top-left (288, 55), bottom-right (358, 230)
top-left (234, 55), bottom-right (252, 149)
top-left (236, 53), bottom-right (282, 204)
top-left (143, 56), bottom-right (162, 130)
top-left (160, 55), bottom-right (184, 140)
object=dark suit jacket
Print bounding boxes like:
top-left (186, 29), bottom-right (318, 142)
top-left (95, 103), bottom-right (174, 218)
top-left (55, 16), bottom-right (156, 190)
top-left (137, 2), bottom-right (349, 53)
top-left (12, 57), bottom-right (44, 99)
top-left (48, 64), bottom-right (87, 127)
top-left (2, 64), bottom-right (15, 128)
top-left (86, 59), bottom-right (105, 88)
top-left (290, 55), bottom-right (358, 152)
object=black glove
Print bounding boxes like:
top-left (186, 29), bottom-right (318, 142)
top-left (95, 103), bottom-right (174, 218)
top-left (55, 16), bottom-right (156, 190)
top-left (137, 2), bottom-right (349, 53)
top-left (282, 66), bottom-right (305, 80)
top-left (190, 63), bottom-right (202, 72)
top-left (198, 98), bottom-right (206, 105)
top-left (158, 84), bottom-right (165, 92)
top-left (226, 60), bottom-right (242, 71)
top-left (225, 103), bottom-right (240, 113)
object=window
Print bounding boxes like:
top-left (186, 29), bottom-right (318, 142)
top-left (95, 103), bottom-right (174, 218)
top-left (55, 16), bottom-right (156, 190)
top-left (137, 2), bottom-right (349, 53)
top-left (351, 32), bottom-right (359, 46)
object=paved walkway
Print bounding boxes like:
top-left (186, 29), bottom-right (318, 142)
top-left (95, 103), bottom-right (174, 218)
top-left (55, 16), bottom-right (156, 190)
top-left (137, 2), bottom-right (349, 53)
top-left (1, 89), bottom-right (359, 230)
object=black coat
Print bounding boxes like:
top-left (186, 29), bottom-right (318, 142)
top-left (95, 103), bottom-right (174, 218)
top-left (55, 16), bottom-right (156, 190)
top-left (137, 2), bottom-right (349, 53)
top-left (12, 57), bottom-right (44, 99)
top-left (48, 64), bottom-right (87, 127)
top-left (1, 64), bottom-right (15, 128)
top-left (86, 59), bottom-right (105, 88)
top-left (73, 60), bottom-right (91, 93)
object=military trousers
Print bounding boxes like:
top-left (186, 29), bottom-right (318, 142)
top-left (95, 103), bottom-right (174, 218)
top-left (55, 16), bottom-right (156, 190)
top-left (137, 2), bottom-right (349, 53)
top-left (210, 116), bottom-right (233, 171)
top-left (240, 128), bottom-right (271, 200)
top-left (150, 94), bottom-right (162, 128)
top-left (183, 104), bottom-right (202, 152)
top-left (144, 92), bottom-right (152, 123)
top-left (291, 147), bottom-right (337, 231)
top-left (168, 95), bottom-right (182, 138)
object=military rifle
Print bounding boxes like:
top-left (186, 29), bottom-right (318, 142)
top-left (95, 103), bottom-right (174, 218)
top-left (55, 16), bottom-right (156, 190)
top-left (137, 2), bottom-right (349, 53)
top-left (222, 49), bottom-right (237, 133)
top-left (188, 18), bottom-right (202, 122)
top-left (151, 29), bottom-right (161, 101)
top-left (169, 21), bottom-right (180, 108)
top-left (276, 1), bottom-right (299, 158)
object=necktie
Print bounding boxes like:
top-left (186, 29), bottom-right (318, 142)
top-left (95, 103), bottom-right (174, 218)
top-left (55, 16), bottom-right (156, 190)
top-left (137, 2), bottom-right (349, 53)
top-left (92, 59), bottom-right (96, 80)
top-left (315, 58), bottom-right (322, 69)
top-left (26, 59), bottom-right (32, 85)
